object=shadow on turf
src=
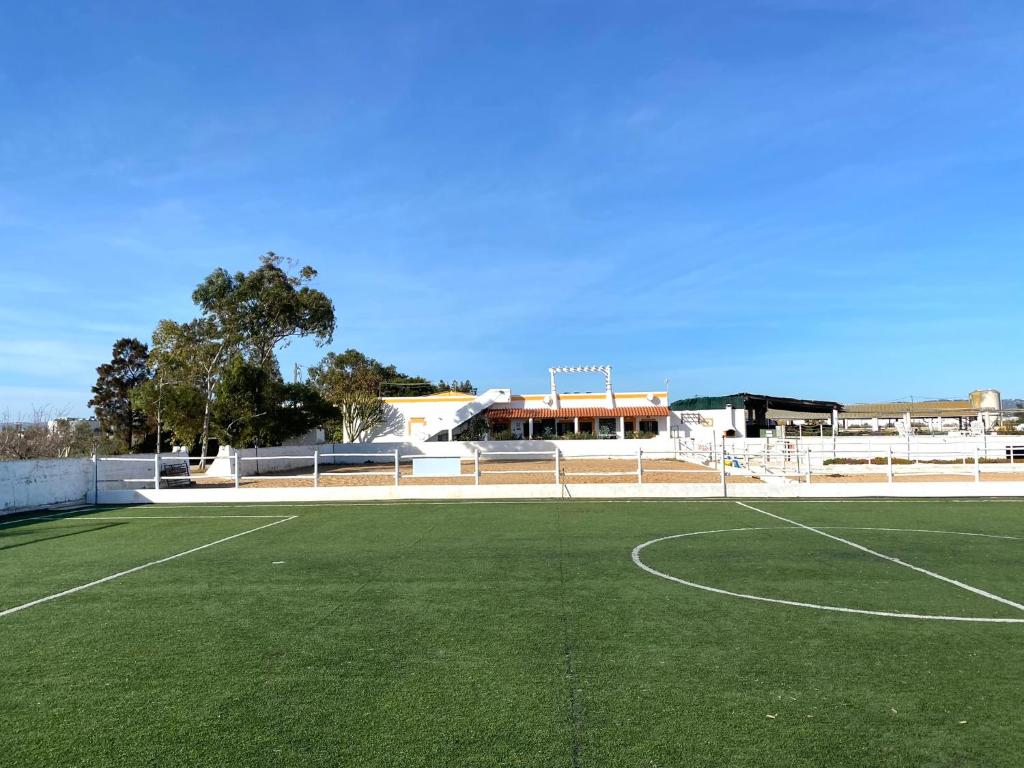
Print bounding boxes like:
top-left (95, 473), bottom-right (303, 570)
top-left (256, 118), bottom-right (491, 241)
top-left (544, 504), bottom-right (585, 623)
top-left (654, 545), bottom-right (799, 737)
top-left (0, 521), bottom-right (126, 551)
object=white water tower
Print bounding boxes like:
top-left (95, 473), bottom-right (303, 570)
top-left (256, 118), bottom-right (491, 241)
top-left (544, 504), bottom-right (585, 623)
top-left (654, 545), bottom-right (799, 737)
top-left (969, 389), bottom-right (1001, 411)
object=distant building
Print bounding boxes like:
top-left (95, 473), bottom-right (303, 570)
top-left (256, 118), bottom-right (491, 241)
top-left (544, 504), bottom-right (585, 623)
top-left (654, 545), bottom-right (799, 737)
top-left (364, 366), bottom-right (673, 443)
top-left (839, 390), bottom-right (1003, 433)
top-left (669, 393), bottom-right (842, 439)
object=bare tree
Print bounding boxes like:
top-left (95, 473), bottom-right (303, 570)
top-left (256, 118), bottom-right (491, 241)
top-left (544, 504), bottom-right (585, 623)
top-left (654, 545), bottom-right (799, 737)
top-left (0, 409), bottom-right (104, 460)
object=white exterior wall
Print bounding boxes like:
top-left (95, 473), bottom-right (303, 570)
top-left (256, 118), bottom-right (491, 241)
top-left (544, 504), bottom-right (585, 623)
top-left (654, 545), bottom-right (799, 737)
top-left (377, 392), bottom-right (479, 441)
top-left (1, 458), bottom-right (92, 514)
top-left (376, 389), bottom-right (671, 443)
top-left (670, 407), bottom-right (745, 442)
top-left (372, 389), bottom-right (513, 442)
top-left (487, 390), bottom-right (671, 440)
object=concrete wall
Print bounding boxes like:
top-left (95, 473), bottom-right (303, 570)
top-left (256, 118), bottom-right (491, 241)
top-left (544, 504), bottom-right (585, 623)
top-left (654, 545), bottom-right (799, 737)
top-left (96, 479), bottom-right (1024, 505)
top-left (0, 458), bottom-right (92, 514)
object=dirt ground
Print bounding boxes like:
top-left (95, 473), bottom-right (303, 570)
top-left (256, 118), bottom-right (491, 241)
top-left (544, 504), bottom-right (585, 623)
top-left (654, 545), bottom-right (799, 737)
top-left (178, 459), bottom-right (1024, 489)
top-left (189, 457), bottom-right (755, 488)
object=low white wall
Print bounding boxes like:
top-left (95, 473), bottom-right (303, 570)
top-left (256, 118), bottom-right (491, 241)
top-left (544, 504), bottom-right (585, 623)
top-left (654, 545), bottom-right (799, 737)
top-left (97, 480), bottom-right (1024, 505)
top-left (204, 438), bottom-right (680, 478)
top-left (1, 458), bottom-right (92, 514)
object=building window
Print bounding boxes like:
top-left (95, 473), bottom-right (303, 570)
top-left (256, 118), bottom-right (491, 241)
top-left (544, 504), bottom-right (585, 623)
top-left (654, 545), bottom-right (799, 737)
top-left (639, 419), bottom-right (659, 435)
top-left (598, 418), bottom-right (616, 438)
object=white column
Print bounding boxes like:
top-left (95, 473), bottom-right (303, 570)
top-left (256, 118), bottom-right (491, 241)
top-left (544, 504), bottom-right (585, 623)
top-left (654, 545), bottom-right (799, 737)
top-left (528, 418), bottom-right (534, 439)
top-left (573, 416), bottom-right (579, 434)
top-left (618, 416), bottom-right (625, 439)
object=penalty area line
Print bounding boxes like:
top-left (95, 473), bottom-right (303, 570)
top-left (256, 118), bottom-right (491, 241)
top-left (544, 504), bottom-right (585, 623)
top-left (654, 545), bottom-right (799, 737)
top-left (734, 501), bottom-right (1024, 614)
top-left (0, 515), bottom-right (297, 620)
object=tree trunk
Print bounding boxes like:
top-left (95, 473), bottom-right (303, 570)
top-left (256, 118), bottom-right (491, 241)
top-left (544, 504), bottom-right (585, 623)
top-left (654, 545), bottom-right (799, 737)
top-left (198, 344), bottom-right (225, 468)
top-left (199, 381), bottom-right (213, 467)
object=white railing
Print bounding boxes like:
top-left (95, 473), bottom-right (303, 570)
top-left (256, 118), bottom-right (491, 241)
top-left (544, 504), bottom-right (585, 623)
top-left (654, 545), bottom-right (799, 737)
top-left (92, 436), bottom-right (1023, 498)
top-left (719, 439), bottom-right (1024, 485)
top-left (94, 453), bottom-right (196, 498)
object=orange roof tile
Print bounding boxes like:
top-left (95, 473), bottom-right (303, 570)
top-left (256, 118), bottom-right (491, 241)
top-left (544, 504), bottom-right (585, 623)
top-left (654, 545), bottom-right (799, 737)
top-left (486, 406), bottom-right (669, 420)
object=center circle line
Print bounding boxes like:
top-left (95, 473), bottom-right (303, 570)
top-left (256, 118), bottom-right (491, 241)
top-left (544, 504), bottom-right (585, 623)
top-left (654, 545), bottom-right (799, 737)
top-left (631, 526), bottom-right (1024, 623)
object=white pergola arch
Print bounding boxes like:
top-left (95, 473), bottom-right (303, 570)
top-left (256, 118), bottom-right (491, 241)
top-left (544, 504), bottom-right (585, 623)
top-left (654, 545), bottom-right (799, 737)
top-left (548, 365), bottom-right (613, 408)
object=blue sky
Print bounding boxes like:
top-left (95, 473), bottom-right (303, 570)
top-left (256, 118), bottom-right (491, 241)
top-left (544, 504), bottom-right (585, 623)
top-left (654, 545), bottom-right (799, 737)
top-left (2, 1), bottom-right (1022, 417)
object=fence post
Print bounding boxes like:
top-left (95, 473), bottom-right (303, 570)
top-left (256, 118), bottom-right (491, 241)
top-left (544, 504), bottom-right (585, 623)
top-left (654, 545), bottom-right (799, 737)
top-left (474, 448), bottom-right (480, 486)
top-left (234, 450), bottom-right (241, 489)
top-left (637, 447), bottom-right (643, 484)
top-left (887, 446), bottom-right (893, 483)
top-left (92, 453), bottom-right (98, 504)
top-left (805, 448), bottom-right (812, 484)
top-left (974, 447), bottom-right (981, 483)
top-left (554, 448), bottom-right (561, 485)
top-left (719, 443), bottom-right (727, 498)
top-left (153, 454), bottom-right (161, 490)
top-left (313, 448), bottom-right (320, 488)
top-left (394, 449), bottom-right (400, 487)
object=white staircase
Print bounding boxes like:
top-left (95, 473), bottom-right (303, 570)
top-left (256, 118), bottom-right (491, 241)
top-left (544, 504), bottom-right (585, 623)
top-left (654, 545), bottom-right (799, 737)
top-left (411, 388), bottom-right (512, 441)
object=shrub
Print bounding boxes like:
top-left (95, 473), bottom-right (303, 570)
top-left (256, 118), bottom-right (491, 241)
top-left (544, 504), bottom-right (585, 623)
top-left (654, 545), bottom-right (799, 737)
top-left (558, 431), bottom-right (599, 440)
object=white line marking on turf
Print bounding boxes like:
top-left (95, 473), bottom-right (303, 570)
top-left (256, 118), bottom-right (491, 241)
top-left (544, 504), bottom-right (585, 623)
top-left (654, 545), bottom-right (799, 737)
top-left (631, 527), bottom-right (1024, 623)
top-left (734, 501), bottom-right (1024, 614)
top-left (0, 516), bottom-right (297, 619)
top-left (819, 527), bottom-right (1021, 541)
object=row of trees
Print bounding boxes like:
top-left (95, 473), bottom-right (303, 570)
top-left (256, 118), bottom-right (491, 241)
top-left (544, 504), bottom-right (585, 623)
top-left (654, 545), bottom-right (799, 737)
top-left (87, 254), bottom-right (473, 459)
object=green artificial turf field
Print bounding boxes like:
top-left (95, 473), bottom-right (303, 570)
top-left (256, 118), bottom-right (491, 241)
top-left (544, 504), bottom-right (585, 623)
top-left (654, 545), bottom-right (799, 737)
top-left (2, 498), bottom-right (1023, 767)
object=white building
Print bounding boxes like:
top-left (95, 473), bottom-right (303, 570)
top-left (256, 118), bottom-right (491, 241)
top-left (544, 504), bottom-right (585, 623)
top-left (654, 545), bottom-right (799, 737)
top-left (369, 366), bottom-right (673, 443)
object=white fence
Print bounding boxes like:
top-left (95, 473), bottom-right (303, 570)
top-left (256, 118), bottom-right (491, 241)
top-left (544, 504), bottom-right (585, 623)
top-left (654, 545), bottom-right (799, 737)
top-left (202, 438), bottom-right (680, 478)
top-left (719, 434), bottom-right (1024, 462)
top-left (719, 436), bottom-right (1024, 485)
top-left (7, 434), bottom-right (1022, 514)
top-left (96, 445), bottom-right (715, 491)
